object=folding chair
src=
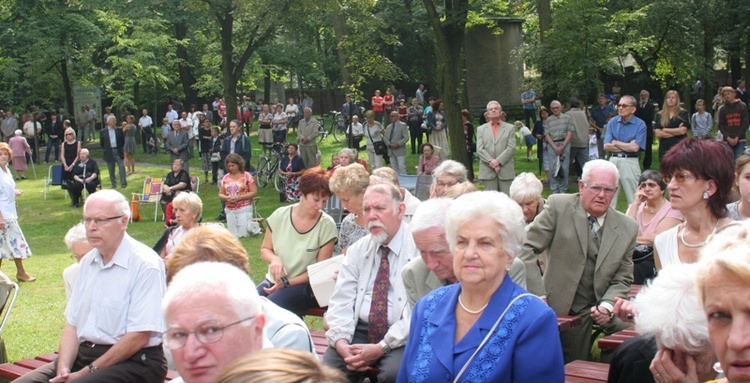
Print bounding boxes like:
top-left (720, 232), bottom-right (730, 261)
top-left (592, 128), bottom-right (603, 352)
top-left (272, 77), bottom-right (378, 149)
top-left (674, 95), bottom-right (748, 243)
top-left (0, 279), bottom-right (19, 365)
top-left (190, 176), bottom-right (200, 194)
top-left (323, 194), bottom-right (344, 230)
top-left (131, 177), bottom-right (164, 222)
top-left (397, 174), bottom-right (418, 194)
top-left (43, 164), bottom-right (64, 200)
top-left (414, 174), bottom-right (433, 201)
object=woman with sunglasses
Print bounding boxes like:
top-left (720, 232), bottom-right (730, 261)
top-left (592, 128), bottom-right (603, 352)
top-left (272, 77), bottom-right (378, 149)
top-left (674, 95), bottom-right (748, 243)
top-left (625, 170), bottom-right (683, 284)
top-left (654, 138), bottom-right (734, 271)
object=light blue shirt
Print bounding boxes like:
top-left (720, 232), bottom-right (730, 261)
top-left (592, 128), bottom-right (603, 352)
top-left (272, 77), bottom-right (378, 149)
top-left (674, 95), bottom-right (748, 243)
top-left (522, 90), bottom-right (536, 110)
top-left (603, 115), bottom-right (647, 152)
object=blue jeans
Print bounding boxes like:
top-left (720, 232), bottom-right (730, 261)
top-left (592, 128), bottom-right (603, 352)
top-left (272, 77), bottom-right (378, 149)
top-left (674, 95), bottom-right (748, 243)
top-left (732, 141), bottom-right (746, 159)
top-left (45, 137), bottom-right (61, 162)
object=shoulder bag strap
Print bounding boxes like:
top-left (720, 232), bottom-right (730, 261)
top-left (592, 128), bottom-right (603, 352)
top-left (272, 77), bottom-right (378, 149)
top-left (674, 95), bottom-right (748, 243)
top-left (453, 292), bottom-right (540, 383)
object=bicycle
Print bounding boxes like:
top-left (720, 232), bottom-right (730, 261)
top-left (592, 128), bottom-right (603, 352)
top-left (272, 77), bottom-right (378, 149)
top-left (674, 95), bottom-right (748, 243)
top-left (255, 142), bottom-right (286, 192)
top-left (317, 111), bottom-right (348, 143)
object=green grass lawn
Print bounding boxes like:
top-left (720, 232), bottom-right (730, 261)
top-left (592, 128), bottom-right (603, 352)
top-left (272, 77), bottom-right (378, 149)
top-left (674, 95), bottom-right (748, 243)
top-left (2, 120), bottom-right (656, 362)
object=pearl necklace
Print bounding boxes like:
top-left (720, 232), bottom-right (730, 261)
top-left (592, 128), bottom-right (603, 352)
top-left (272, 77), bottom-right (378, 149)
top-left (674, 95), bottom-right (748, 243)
top-left (457, 294), bottom-right (489, 315)
top-left (679, 220), bottom-right (719, 248)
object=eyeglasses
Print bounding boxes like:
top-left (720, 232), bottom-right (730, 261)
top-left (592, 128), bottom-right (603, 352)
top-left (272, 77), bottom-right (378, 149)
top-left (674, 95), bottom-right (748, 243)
top-left (616, 104), bottom-right (635, 108)
top-left (436, 180), bottom-right (459, 189)
top-left (164, 316), bottom-right (256, 350)
top-left (81, 215), bottom-right (124, 227)
top-left (65, 133), bottom-right (74, 136)
top-left (585, 183), bottom-right (617, 196)
top-left (663, 172), bottom-right (697, 184)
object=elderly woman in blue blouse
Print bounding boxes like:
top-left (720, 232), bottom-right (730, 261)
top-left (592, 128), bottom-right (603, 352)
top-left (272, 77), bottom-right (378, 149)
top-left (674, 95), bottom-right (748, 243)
top-left (397, 191), bottom-right (564, 382)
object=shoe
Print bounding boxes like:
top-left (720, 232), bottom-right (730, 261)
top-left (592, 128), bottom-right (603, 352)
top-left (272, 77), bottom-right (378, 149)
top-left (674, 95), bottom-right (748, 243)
top-left (21, 176), bottom-right (26, 179)
top-left (17, 274), bottom-right (36, 283)
top-left (122, 184), bottom-right (128, 188)
top-left (216, 214), bottom-right (226, 221)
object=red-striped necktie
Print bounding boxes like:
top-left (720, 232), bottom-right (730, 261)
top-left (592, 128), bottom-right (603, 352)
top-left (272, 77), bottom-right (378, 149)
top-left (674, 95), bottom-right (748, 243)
top-left (368, 246), bottom-right (390, 343)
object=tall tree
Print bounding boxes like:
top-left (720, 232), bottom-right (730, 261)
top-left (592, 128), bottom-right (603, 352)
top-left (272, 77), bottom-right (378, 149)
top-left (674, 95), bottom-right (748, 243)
top-left (421, 0), bottom-right (470, 171)
top-left (203, 0), bottom-right (296, 122)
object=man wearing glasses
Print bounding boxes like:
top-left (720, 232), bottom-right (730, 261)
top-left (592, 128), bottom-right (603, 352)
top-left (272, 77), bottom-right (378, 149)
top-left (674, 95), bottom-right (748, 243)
top-left (16, 190), bottom-right (168, 383)
top-left (519, 160), bottom-right (637, 363)
top-left (603, 95), bottom-right (647, 209)
top-left (164, 262), bottom-right (265, 383)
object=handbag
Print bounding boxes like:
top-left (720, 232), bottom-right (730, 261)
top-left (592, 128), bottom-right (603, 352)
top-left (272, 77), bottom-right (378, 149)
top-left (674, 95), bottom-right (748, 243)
top-left (366, 123), bottom-right (387, 156)
top-left (60, 178), bottom-right (70, 190)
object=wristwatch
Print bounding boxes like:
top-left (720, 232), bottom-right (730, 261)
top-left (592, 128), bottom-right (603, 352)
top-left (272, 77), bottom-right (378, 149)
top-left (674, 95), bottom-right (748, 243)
top-left (379, 340), bottom-right (391, 355)
top-left (87, 364), bottom-right (98, 373)
top-left (281, 276), bottom-right (290, 288)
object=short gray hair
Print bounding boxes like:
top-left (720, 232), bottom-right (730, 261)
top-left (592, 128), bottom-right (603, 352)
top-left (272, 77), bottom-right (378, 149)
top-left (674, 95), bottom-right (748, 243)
top-left (338, 148), bottom-right (355, 162)
top-left (550, 100), bottom-right (562, 108)
top-left (581, 159), bottom-right (620, 186)
top-left (509, 172), bottom-right (543, 204)
top-left (163, 262), bottom-right (261, 322)
top-left (432, 160), bottom-right (467, 185)
top-left (365, 182), bottom-right (403, 214)
top-left (635, 263), bottom-right (710, 354)
top-left (445, 191), bottom-right (526, 260)
top-left (485, 100), bottom-right (501, 111)
top-left (410, 198), bottom-right (453, 234)
top-left (63, 223), bottom-right (88, 250)
top-left (84, 189), bottom-right (130, 220)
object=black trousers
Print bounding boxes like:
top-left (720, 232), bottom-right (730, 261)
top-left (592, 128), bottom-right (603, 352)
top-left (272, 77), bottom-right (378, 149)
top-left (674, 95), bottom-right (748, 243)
top-left (14, 343), bottom-right (167, 383)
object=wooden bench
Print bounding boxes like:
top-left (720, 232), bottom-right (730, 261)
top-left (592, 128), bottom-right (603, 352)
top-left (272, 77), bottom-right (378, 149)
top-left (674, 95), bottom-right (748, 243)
top-left (565, 360), bottom-right (610, 383)
top-left (0, 352), bottom-right (180, 382)
top-left (597, 328), bottom-right (640, 351)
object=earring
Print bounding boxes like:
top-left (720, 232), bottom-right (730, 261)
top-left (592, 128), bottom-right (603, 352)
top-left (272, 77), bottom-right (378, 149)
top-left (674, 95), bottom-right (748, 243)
top-left (703, 191), bottom-right (709, 199)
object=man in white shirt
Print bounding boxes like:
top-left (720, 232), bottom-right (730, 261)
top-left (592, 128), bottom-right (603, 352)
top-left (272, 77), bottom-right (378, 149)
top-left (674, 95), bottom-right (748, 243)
top-left (138, 109), bottom-right (154, 154)
top-left (324, 182), bottom-right (417, 383)
top-left (164, 262), bottom-right (265, 383)
top-left (165, 104), bottom-right (179, 124)
top-left (15, 190), bottom-right (168, 383)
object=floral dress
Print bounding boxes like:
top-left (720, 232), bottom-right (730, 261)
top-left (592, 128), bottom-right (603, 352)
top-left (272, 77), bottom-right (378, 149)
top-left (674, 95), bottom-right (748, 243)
top-left (281, 155), bottom-right (304, 202)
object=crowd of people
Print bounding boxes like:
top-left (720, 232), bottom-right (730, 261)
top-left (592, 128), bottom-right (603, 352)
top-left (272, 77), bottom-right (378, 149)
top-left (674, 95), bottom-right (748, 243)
top-left (6, 78), bottom-right (750, 383)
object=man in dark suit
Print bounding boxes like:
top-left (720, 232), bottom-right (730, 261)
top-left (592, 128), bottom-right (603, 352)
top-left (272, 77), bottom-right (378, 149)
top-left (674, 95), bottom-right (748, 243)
top-left (100, 115), bottom-right (127, 188)
top-left (44, 112), bottom-right (63, 163)
top-left (519, 159), bottom-right (637, 363)
top-left (635, 90), bottom-right (655, 169)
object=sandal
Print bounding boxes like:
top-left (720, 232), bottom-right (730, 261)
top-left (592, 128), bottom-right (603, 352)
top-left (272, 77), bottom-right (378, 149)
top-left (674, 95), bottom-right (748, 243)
top-left (17, 274), bottom-right (36, 283)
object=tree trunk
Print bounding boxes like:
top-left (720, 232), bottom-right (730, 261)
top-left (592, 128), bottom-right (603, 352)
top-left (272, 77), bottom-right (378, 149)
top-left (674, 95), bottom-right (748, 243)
top-left (61, 58), bottom-right (74, 118)
top-left (133, 81), bottom-right (140, 107)
top-left (264, 69), bottom-right (271, 105)
top-left (330, 10), bottom-right (352, 87)
top-left (175, 22), bottom-right (198, 108)
top-left (219, 14), bottom-right (238, 123)
top-left (422, 0), bottom-right (469, 173)
top-left (536, 0), bottom-right (552, 101)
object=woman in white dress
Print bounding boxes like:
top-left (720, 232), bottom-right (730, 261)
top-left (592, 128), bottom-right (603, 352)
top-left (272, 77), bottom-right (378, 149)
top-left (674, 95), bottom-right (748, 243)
top-left (654, 139), bottom-right (734, 270)
top-left (363, 110), bottom-right (384, 169)
top-left (426, 99), bottom-right (450, 160)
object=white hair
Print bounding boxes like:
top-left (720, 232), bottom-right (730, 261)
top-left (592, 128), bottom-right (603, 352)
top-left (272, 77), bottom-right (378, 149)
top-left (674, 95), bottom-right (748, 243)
top-left (432, 160), bottom-right (467, 184)
top-left (107, 115), bottom-right (117, 124)
top-left (84, 189), bottom-right (131, 220)
top-left (163, 262), bottom-right (261, 322)
top-left (445, 191), bottom-right (526, 259)
top-left (509, 172), bottom-right (543, 203)
top-left (581, 159), bottom-right (620, 185)
top-left (410, 198), bottom-right (453, 234)
top-left (13, 130), bottom-right (21, 136)
top-left (485, 100), bottom-right (501, 111)
top-left (550, 100), bottom-right (562, 108)
top-left (635, 263), bottom-right (711, 354)
top-left (365, 182), bottom-right (403, 214)
top-left (63, 223), bottom-right (88, 249)
top-left (696, 220), bottom-right (750, 303)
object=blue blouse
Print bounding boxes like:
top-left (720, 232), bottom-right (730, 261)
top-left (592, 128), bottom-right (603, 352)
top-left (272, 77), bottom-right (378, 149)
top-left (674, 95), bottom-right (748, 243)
top-left (397, 275), bottom-right (564, 382)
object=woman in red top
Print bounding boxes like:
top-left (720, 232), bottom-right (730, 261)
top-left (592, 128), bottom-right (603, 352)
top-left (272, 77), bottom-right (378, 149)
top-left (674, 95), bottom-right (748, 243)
top-left (383, 88), bottom-right (395, 116)
top-left (371, 90), bottom-right (384, 122)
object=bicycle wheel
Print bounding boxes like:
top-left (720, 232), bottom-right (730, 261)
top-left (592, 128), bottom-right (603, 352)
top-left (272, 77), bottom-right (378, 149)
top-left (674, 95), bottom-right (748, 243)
top-left (317, 121), bottom-right (328, 142)
top-left (273, 166), bottom-right (286, 193)
top-left (332, 114), bottom-right (346, 143)
top-left (256, 156), bottom-right (270, 188)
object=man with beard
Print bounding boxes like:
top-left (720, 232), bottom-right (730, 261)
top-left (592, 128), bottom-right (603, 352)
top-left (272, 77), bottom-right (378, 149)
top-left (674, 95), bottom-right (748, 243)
top-left (324, 182), bottom-right (416, 383)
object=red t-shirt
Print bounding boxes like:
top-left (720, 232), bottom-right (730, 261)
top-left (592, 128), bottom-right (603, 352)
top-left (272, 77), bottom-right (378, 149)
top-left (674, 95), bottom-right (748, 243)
top-left (383, 94), bottom-right (394, 111)
top-left (372, 96), bottom-right (384, 112)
